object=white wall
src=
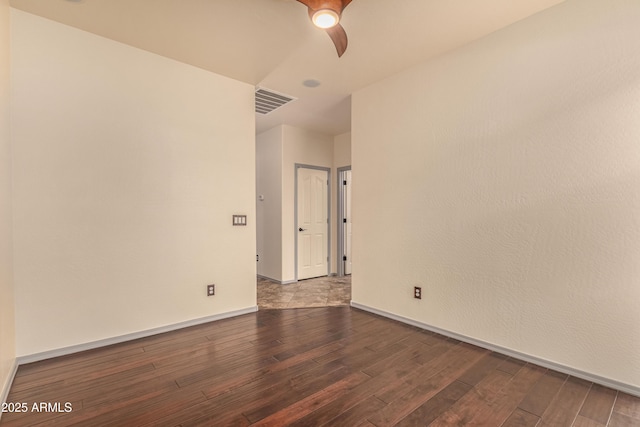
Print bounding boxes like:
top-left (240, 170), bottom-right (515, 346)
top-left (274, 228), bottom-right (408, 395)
top-left (11, 10), bottom-right (257, 357)
top-left (352, 0), bottom-right (640, 390)
top-left (0, 0), bottom-right (16, 408)
top-left (256, 126), bottom-right (283, 281)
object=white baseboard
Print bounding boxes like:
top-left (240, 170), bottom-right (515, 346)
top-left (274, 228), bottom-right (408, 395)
top-left (17, 306), bottom-right (258, 365)
top-left (0, 358), bottom-right (19, 421)
top-left (350, 301), bottom-right (640, 398)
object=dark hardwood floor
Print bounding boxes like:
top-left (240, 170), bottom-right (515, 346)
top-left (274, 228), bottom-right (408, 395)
top-left (1, 307), bottom-right (639, 426)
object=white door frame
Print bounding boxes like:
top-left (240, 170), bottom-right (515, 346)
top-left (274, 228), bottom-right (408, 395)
top-left (294, 164), bottom-right (331, 281)
top-left (337, 166), bottom-right (352, 277)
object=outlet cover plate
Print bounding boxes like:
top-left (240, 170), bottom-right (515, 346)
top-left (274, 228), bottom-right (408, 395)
top-left (207, 284), bottom-right (215, 296)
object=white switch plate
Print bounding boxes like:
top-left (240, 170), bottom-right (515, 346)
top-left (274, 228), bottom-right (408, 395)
top-left (232, 215), bottom-right (247, 226)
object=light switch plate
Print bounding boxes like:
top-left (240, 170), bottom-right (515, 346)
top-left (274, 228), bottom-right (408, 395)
top-left (232, 215), bottom-right (247, 226)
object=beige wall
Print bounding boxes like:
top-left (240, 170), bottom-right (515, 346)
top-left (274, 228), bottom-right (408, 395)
top-left (352, 0), bottom-right (640, 390)
top-left (333, 132), bottom-right (351, 169)
top-left (11, 10), bottom-right (257, 357)
top-left (0, 0), bottom-right (16, 407)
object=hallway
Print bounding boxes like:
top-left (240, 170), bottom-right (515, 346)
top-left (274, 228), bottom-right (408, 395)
top-left (257, 276), bottom-right (351, 309)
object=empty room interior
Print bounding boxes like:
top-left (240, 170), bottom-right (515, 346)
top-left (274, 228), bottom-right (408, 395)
top-left (1, 0), bottom-right (640, 425)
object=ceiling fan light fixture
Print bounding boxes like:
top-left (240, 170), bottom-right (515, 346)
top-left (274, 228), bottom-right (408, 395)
top-left (312, 9), bottom-right (340, 29)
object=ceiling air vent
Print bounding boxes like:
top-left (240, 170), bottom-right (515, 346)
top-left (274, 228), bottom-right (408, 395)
top-left (255, 88), bottom-right (296, 115)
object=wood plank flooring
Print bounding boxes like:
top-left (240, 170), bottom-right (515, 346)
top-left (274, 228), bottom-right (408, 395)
top-left (1, 307), bottom-right (639, 426)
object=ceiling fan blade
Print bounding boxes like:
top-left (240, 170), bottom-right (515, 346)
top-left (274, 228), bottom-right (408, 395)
top-left (297, 0), bottom-right (352, 57)
top-left (326, 23), bottom-right (348, 57)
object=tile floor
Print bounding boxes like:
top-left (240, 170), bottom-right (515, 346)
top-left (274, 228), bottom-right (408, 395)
top-left (257, 275), bottom-right (351, 309)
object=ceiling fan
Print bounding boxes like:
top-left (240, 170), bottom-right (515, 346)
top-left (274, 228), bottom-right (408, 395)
top-left (296, 0), bottom-right (353, 57)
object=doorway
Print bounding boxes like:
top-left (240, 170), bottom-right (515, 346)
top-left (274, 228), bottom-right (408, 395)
top-left (337, 167), bottom-right (352, 276)
top-left (295, 164), bottom-right (330, 281)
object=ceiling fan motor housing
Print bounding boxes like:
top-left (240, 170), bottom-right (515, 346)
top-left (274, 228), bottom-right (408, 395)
top-left (307, 0), bottom-right (345, 15)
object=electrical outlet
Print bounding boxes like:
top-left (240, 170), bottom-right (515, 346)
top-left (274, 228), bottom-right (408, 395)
top-left (207, 284), bottom-right (215, 296)
top-left (414, 286), bottom-right (422, 299)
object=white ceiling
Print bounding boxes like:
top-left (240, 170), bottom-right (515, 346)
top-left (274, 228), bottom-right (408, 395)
top-left (10, 0), bottom-right (566, 136)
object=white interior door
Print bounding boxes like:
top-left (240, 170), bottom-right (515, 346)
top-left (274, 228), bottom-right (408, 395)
top-left (297, 167), bottom-right (328, 280)
top-left (344, 170), bottom-right (352, 275)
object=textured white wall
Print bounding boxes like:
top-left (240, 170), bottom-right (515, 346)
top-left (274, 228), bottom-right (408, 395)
top-left (256, 127), bottom-right (284, 281)
top-left (0, 0), bottom-right (16, 406)
top-left (352, 0), bottom-right (640, 389)
top-left (11, 10), bottom-right (256, 357)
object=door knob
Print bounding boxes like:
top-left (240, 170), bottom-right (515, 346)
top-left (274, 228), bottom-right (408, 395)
top-left (299, 227), bottom-right (307, 232)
